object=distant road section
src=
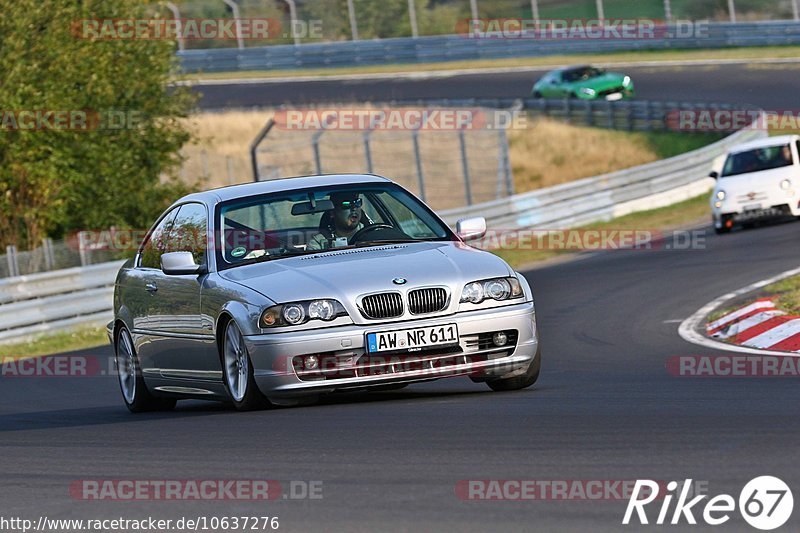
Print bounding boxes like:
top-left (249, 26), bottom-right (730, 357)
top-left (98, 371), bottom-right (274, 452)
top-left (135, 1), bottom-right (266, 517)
top-left (193, 63), bottom-right (800, 110)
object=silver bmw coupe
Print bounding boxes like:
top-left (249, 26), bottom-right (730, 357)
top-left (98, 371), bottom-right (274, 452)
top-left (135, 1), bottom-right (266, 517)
top-left (109, 174), bottom-right (540, 411)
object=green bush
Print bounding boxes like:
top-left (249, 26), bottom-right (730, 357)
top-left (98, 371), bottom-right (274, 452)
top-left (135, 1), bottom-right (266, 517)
top-left (0, 0), bottom-right (196, 250)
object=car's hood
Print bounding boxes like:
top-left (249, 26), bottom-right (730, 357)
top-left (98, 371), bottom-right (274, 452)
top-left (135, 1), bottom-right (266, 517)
top-left (718, 165), bottom-right (798, 193)
top-left (570, 72), bottom-right (626, 90)
top-left (218, 241), bottom-right (513, 317)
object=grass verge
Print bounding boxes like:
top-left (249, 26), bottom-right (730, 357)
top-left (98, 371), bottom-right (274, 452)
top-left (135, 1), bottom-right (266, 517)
top-left (509, 118), bottom-right (721, 191)
top-left (762, 275), bottom-right (800, 316)
top-left (0, 325), bottom-right (108, 360)
top-left (181, 46), bottom-right (800, 81)
top-left (492, 192), bottom-right (710, 270)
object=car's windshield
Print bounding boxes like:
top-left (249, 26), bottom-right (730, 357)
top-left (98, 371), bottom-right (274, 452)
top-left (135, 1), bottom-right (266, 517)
top-left (562, 66), bottom-right (604, 83)
top-left (216, 183), bottom-right (451, 268)
top-left (722, 144), bottom-right (794, 177)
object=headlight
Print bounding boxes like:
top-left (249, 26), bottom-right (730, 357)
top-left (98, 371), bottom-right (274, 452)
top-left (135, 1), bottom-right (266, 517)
top-left (261, 299), bottom-right (347, 328)
top-left (460, 277), bottom-right (523, 304)
top-left (283, 304), bottom-right (305, 325)
top-left (781, 179), bottom-right (791, 190)
top-left (716, 190), bottom-right (726, 200)
top-left (622, 75), bottom-right (631, 87)
top-left (580, 87), bottom-right (596, 96)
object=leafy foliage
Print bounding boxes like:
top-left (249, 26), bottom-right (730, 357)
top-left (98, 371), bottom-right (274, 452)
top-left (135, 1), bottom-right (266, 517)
top-left (0, 0), bottom-right (196, 249)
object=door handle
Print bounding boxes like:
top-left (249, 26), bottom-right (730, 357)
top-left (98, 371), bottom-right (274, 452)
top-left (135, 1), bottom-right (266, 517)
top-left (145, 282), bottom-right (158, 293)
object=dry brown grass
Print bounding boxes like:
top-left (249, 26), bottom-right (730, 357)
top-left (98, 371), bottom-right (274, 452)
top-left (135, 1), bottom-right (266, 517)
top-left (180, 110), bottom-right (276, 188)
top-left (181, 110), bottom-right (698, 203)
top-left (508, 117), bottom-right (663, 191)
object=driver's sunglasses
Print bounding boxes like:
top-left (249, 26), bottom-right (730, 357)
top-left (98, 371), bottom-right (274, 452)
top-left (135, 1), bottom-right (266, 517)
top-left (335, 198), bottom-right (362, 210)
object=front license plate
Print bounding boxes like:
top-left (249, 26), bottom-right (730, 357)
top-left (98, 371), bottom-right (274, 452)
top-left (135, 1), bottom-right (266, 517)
top-left (743, 203), bottom-right (762, 212)
top-left (366, 324), bottom-right (459, 353)
top-left (605, 92), bottom-right (623, 101)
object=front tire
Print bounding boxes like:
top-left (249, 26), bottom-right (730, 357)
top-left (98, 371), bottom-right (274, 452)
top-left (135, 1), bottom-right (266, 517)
top-left (116, 326), bottom-right (176, 413)
top-left (222, 321), bottom-right (270, 411)
top-left (486, 345), bottom-right (541, 392)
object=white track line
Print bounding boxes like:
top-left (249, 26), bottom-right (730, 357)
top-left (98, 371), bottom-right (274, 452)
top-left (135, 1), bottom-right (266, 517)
top-left (178, 57), bottom-right (800, 87)
top-left (678, 265), bottom-right (800, 357)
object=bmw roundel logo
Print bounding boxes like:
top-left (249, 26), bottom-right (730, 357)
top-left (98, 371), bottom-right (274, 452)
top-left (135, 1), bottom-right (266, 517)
top-left (392, 277), bottom-right (407, 285)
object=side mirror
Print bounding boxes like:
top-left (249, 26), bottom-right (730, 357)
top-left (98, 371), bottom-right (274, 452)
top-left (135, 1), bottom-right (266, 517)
top-left (709, 171), bottom-right (719, 179)
top-left (161, 251), bottom-right (205, 276)
top-left (456, 217), bottom-right (487, 241)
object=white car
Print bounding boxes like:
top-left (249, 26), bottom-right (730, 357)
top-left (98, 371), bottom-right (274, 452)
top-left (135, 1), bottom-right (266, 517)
top-left (710, 135), bottom-right (800, 234)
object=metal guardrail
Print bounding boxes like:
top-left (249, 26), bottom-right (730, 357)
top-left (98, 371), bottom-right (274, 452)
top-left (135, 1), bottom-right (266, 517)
top-left (0, 117), bottom-right (766, 344)
top-left (178, 21), bottom-right (800, 73)
top-left (0, 261), bottom-right (124, 343)
top-left (438, 118), bottom-right (766, 229)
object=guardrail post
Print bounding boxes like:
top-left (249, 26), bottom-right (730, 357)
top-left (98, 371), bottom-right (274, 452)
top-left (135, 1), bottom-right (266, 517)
top-left (6, 245), bottom-right (19, 277)
top-left (606, 101), bottom-right (614, 129)
top-left (412, 130), bottom-right (426, 202)
top-left (564, 98), bottom-right (572, 124)
top-left (643, 100), bottom-right (652, 131)
top-left (165, 2), bottom-right (185, 51)
top-left (78, 232), bottom-right (89, 266)
top-left (312, 130), bottom-right (325, 174)
top-left (347, 0), bottom-right (359, 40)
top-left (459, 129), bottom-right (473, 206)
top-left (496, 127), bottom-right (513, 199)
top-left (222, 0), bottom-right (245, 49)
top-left (363, 130), bottom-right (373, 174)
top-left (43, 238), bottom-right (55, 271)
top-left (727, 0), bottom-right (736, 22)
top-left (250, 119), bottom-right (276, 182)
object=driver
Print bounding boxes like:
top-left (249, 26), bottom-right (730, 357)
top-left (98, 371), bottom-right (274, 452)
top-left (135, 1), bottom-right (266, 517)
top-left (307, 192), bottom-right (365, 250)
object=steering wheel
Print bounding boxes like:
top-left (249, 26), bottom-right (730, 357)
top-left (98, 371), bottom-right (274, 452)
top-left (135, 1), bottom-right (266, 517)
top-left (348, 223), bottom-right (395, 244)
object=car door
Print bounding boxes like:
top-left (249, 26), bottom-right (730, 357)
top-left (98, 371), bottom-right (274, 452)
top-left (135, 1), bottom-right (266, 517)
top-left (127, 206), bottom-right (180, 374)
top-left (135, 202), bottom-right (216, 381)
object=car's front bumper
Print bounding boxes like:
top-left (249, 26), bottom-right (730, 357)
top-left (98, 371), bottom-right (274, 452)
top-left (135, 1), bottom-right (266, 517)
top-left (244, 301), bottom-right (538, 398)
top-left (712, 202), bottom-right (798, 228)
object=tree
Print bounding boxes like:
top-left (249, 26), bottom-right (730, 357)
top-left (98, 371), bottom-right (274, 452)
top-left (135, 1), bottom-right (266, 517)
top-left (0, 0), bottom-right (195, 250)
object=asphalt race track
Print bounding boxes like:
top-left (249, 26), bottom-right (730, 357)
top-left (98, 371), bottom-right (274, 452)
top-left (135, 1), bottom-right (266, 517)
top-left (2, 220), bottom-right (799, 531)
top-left (194, 63), bottom-right (800, 110)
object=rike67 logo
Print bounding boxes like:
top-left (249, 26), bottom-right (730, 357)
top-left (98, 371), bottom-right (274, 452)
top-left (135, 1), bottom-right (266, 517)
top-left (623, 476), bottom-right (793, 530)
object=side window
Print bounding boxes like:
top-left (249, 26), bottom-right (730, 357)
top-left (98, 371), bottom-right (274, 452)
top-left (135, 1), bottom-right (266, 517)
top-left (795, 141), bottom-right (800, 164)
top-left (139, 208), bottom-right (179, 269)
top-left (167, 203), bottom-right (208, 265)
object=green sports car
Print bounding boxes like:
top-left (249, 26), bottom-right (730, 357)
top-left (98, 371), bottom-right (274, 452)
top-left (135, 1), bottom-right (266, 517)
top-left (531, 65), bottom-right (634, 101)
